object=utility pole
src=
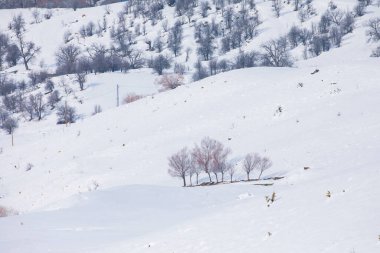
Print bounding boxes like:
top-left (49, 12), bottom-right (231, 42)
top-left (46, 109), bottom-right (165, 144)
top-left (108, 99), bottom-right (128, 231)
top-left (117, 84), bottom-right (120, 107)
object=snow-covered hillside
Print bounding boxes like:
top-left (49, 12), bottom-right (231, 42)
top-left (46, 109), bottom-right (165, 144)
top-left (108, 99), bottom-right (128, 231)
top-left (0, 0), bottom-right (380, 253)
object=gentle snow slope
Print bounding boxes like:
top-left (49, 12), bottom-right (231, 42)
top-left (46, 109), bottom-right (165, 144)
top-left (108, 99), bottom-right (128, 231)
top-left (0, 1), bottom-right (379, 252)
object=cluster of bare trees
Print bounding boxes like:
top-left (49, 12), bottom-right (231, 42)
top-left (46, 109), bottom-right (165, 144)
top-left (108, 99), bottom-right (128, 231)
top-left (50, 0), bottom-right (367, 83)
top-left (168, 137), bottom-right (273, 187)
top-left (281, 1), bottom-right (368, 59)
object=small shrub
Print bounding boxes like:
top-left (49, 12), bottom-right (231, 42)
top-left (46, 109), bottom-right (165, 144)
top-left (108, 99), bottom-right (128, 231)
top-left (157, 74), bottom-right (184, 91)
top-left (0, 206), bottom-right (18, 217)
top-left (123, 93), bottom-right (143, 104)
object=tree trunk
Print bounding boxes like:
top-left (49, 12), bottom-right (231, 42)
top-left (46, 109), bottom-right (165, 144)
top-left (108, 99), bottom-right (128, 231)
top-left (196, 173), bottom-right (199, 185)
top-left (258, 170), bottom-right (263, 180)
top-left (207, 172), bottom-right (212, 182)
top-left (221, 172), bottom-right (224, 182)
top-left (23, 57), bottom-right (29, 70)
top-left (213, 172), bottom-right (219, 183)
top-left (182, 176), bottom-right (186, 187)
top-left (11, 132), bottom-right (14, 146)
top-left (247, 172), bottom-right (250, 181)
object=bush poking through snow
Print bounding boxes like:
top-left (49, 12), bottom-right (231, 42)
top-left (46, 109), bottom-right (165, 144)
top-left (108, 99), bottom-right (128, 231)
top-left (157, 74), bottom-right (184, 91)
top-left (0, 206), bottom-right (18, 217)
top-left (123, 93), bottom-right (143, 104)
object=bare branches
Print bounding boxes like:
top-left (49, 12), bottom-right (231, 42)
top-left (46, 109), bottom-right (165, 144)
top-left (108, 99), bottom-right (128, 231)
top-left (168, 137), bottom-right (273, 187)
top-left (192, 137), bottom-right (218, 183)
top-left (367, 18), bottom-right (380, 42)
top-left (211, 141), bottom-right (231, 182)
top-left (243, 153), bottom-right (261, 181)
top-left (9, 13), bottom-right (40, 70)
top-left (258, 157), bottom-right (273, 180)
top-left (168, 147), bottom-right (192, 187)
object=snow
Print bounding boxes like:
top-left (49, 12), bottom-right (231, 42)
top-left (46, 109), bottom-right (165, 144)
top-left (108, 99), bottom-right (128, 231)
top-left (0, 1), bottom-right (380, 253)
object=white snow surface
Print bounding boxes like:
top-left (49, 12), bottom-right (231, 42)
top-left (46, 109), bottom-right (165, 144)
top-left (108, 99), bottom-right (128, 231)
top-left (0, 1), bottom-right (380, 253)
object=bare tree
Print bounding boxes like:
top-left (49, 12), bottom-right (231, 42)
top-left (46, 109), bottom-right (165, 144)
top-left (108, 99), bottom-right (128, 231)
top-left (211, 141), bottom-right (231, 182)
top-left (154, 35), bottom-right (164, 53)
top-left (32, 9), bottom-right (41, 23)
top-left (197, 23), bottom-right (215, 61)
top-left (227, 162), bottom-right (236, 183)
top-left (367, 18), bottom-right (380, 42)
top-left (168, 20), bottom-right (183, 57)
top-left (56, 103), bottom-right (78, 124)
top-left (192, 137), bottom-right (218, 183)
top-left (74, 71), bottom-right (87, 91)
top-left (47, 90), bottom-right (60, 109)
top-left (190, 156), bottom-right (202, 185)
top-left (261, 37), bottom-right (293, 67)
top-left (243, 153), bottom-right (261, 180)
top-left (10, 14), bottom-right (40, 70)
top-left (258, 157), bottom-right (273, 180)
top-left (0, 33), bottom-right (9, 70)
top-left (127, 49), bottom-right (144, 69)
top-left (272, 0), bottom-right (283, 18)
top-left (168, 147), bottom-right (191, 187)
top-left (30, 92), bottom-right (45, 120)
top-left (22, 95), bottom-right (34, 121)
top-left (1, 117), bottom-right (18, 146)
top-left (152, 54), bottom-right (171, 75)
top-left (56, 44), bottom-right (81, 74)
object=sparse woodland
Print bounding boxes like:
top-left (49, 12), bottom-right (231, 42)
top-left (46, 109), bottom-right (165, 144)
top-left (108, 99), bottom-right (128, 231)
top-left (0, 0), bottom-right (376, 134)
top-left (0, 1), bottom-right (379, 251)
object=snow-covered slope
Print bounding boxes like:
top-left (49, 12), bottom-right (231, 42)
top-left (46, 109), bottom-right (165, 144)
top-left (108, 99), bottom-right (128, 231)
top-left (0, 1), bottom-right (380, 253)
top-left (1, 62), bottom-right (380, 252)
